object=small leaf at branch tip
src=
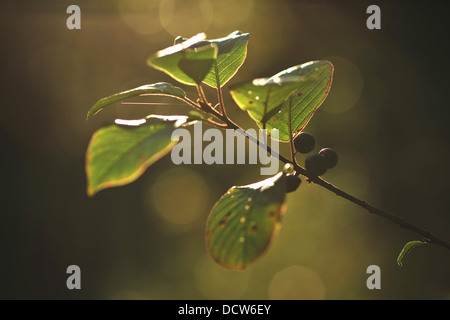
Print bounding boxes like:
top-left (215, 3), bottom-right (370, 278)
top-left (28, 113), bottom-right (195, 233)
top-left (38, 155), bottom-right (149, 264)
top-left (150, 31), bottom-right (249, 87)
top-left (396, 240), bottom-right (427, 267)
top-left (148, 37), bottom-right (218, 86)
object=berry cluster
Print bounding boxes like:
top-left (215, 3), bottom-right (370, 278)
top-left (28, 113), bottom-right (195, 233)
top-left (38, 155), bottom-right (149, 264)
top-left (295, 132), bottom-right (338, 176)
top-left (285, 132), bottom-right (339, 193)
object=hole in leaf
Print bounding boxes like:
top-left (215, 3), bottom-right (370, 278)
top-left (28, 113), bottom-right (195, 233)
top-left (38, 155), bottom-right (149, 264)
top-left (250, 222), bottom-right (257, 234)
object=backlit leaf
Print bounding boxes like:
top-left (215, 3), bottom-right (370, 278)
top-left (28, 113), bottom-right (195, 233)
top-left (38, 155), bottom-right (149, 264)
top-left (147, 33), bottom-right (218, 86)
top-left (397, 240), bottom-right (427, 267)
top-left (174, 30), bottom-right (249, 88)
top-left (86, 115), bottom-right (192, 196)
top-left (229, 61), bottom-right (334, 142)
top-left (206, 172), bottom-right (287, 270)
top-left (266, 61), bottom-right (334, 141)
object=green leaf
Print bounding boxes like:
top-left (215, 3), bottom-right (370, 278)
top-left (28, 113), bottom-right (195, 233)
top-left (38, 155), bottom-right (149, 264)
top-left (86, 115), bottom-right (192, 196)
top-left (206, 172), bottom-right (287, 270)
top-left (202, 31), bottom-right (249, 88)
top-left (397, 240), bottom-right (427, 267)
top-left (178, 49), bottom-right (217, 85)
top-left (86, 82), bottom-right (186, 119)
top-left (174, 31), bottom-right (249, 88)
top-left (147, 33), bottom-right (218, 86)
top-left (229, 61), bottom-right (334, 142)
top-left (266, 61), bottom-right (334, 141)
top-left (229, 78), bottom-right (300, 127)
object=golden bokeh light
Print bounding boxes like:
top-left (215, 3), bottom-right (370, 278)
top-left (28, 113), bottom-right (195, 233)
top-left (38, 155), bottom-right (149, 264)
top-left (195, 254), bottom-right (250, 299)
top-left (148, 166), bottom-right (211, 225)
top-left (118, 0), bottom-right (163, 35)
top-left (159, 0), bottom-right (214, 37)
top-left (323, 56), bottom-right (364, 114)
top-left (210, 0), bottom-right (255, 29)
top-left (268, 265), bottom-right (326, 300)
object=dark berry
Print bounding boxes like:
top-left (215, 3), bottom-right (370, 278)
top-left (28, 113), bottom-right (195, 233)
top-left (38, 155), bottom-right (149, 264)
top-left (319, 148), bottom-right (338, 169)
top-left (293, 132), bottom-right (315, 154)
top-left (305, 154), bottom-right (328, 176)
top-left (286, 175), bottom-right (301, 193)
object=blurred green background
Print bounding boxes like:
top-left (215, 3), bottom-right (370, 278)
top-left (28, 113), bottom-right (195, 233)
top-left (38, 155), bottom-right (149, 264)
top-left (0, 0), bottom-right (449, 299)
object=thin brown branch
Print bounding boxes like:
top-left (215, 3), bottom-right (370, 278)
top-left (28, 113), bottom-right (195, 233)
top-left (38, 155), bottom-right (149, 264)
top-left (212, 107), bottom-right (450, 252)
top-left (196, 84), bottom-right (208, 105)
top-left (205, 118), bottom-right (228, 128)
top-left (182, 96), bottom-right (202, 110)
top-left (309, 173), bottom-right (450, 251)
top-left (180, 81), bottom-right (449, 252)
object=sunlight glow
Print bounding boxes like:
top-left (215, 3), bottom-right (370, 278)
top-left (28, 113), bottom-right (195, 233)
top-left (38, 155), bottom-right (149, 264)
top-left (114, 118), bottom-right (147, 126)
top-left (149, 167), bottom-right (211, 225)
top-left (268, 265), bottom-right (326, 300)
top-left (155, 33), bottom-right (206, 57)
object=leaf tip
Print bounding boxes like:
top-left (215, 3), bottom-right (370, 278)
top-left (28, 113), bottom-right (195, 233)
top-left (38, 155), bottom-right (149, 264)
top-left (86, 184), bottom-right (97, 197)
top-left (86, 104), bottom-right (101, 120)
top-left (396, 240), bottom-right (427, 267)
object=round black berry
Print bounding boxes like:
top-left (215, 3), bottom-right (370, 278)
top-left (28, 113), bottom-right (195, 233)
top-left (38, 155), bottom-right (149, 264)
top-left (285, 175), bottom-right (301, 193)
top-left (294, 132), bottom-right (315, 154)
top-left (305, 154), bottom-right (328, 176)
top-left (319, 148), bottom-right (338, 169)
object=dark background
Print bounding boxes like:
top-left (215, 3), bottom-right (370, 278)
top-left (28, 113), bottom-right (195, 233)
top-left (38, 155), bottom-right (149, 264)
top-left (0, 1), bottom-right (449, 299)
